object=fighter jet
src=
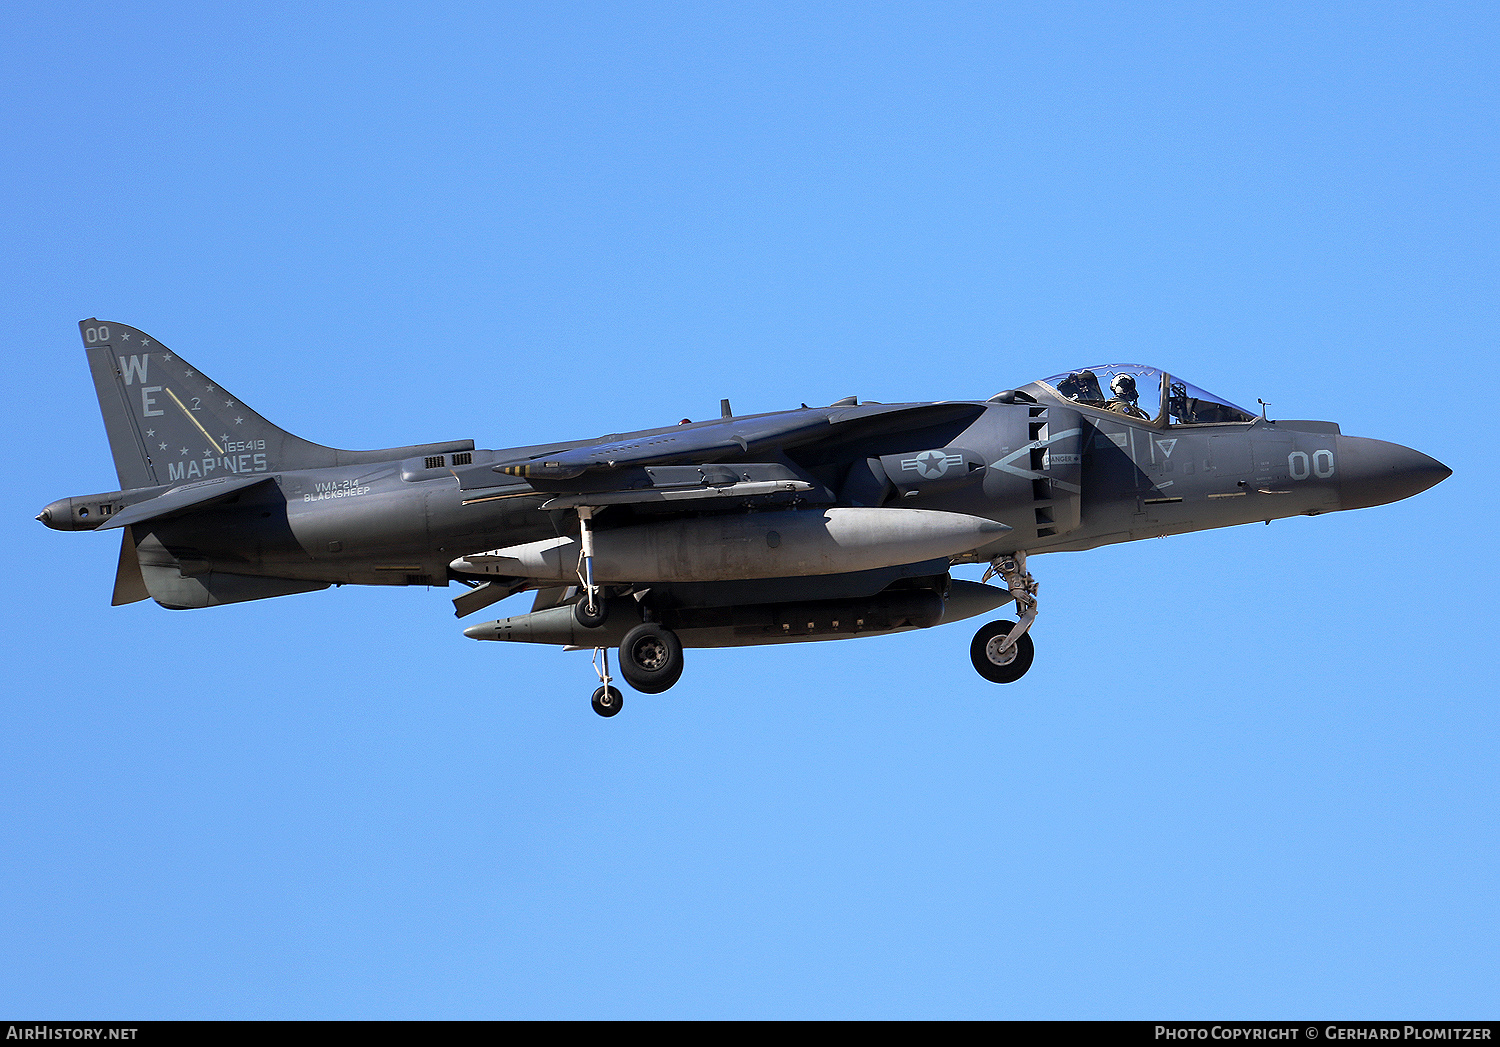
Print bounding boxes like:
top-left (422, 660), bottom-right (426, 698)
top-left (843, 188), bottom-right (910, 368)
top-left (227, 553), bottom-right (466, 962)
top-left (40, 321), bottom-right (1450, 716)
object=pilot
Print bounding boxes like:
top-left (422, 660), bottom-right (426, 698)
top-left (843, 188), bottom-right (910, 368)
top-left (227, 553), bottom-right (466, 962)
top-left (1105, 373), bottom-right (1149, 419)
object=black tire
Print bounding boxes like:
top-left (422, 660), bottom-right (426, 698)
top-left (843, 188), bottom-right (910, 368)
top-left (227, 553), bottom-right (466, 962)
top-left (970, 620), bottom-right (1035, 684)
top-left (573, 595), bottom-right (609, 629)
top-left (591, 685), bottom-right (623, 717)
top-left (618, 623), bottom-right (685, 694)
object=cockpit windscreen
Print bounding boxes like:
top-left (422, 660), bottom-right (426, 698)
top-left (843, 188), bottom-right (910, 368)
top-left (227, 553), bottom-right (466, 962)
top-left (1166, 378), bottom-right (1257, 425)
top-left (1042, 365), bottom-right (1162, 423)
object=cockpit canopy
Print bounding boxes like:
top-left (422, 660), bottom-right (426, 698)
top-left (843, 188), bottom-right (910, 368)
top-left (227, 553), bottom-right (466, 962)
top-left (1035, 365), bottom-right (1257, 426)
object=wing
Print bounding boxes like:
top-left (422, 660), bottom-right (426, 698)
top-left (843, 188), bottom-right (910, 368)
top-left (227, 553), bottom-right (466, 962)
top-left (454, 401), bottom-right (987, 493)
top-left (446, 400), bottom-right (995, 616)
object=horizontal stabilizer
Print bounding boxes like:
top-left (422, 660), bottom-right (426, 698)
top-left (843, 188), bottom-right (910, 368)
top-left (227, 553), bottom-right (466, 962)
top-left (98, 475), bottom-right (275, 530)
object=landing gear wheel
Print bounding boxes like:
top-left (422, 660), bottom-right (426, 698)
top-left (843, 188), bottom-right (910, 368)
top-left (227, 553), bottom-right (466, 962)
top-left (573, 596), bottom-right (608, 629)
top-left (970, 620), bottom-right (1035, 684)
top-left (592, 685), bottom-right (623, 717)
top-left (619, 623), bottom-right (684, 694)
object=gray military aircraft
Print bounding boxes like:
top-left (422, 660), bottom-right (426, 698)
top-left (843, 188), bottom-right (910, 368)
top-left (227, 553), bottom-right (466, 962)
top-left (41, 321), bottom-right (1450, 716)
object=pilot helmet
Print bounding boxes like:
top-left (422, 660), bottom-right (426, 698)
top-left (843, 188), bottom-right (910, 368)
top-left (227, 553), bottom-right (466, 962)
top-left (1110, 373), bottom-right (1138, 402)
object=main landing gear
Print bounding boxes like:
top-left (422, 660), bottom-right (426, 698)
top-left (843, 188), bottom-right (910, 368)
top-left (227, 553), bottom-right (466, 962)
top-left (619, 623), bottom-right (684, 694)
top-left (585, 622), bottom-right (687, 717)
top-left (972, 552), bottom-right (1040, 684)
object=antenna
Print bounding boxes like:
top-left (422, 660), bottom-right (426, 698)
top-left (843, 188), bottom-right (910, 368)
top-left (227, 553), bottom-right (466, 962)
top-left (1257, 398), bottom-right (1271, 421)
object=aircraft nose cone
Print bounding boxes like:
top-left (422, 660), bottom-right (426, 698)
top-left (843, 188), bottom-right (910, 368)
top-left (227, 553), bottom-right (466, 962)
top-left (1337, 436), bottom-right (1451, 510)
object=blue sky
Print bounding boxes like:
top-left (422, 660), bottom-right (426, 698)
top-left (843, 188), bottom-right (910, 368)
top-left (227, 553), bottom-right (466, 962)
top-left (3, 1), bottom-right (1496, 1018)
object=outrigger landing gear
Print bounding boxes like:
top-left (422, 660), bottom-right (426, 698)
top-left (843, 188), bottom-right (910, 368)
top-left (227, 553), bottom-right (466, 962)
top-left (973, 552), bottom-right (1040, 684)
top-left (592, 684), bottom-right (623, 717)
top-left (574, 505), bottom-right (626, 716)
top-left (590, 645), bottom-right (623, 717)
top-left (573, 507), bottom-right (609, 629)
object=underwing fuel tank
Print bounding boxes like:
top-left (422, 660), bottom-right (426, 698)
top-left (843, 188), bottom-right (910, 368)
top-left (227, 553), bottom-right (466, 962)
top-left (449, 507), bottom-right (1011, 584)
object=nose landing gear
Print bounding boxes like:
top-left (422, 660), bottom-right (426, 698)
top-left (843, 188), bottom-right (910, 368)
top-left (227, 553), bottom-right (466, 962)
top-left (971, 620), bottom-right (1035, 683)
top-left (973, 552), bottom-right (1040, 684)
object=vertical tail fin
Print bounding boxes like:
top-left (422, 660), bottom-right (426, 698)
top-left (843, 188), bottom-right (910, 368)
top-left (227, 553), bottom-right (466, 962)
top-left (79, 319), bottom-right (474, 489)
top-left (83, 321), bottom-right (162, 490)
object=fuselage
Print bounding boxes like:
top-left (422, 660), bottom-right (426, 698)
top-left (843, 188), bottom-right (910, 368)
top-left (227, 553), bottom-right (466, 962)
top-left (42, 390), bottom-right (1448, 591)
top-left (43, 323), bottom-right (1452, 707)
